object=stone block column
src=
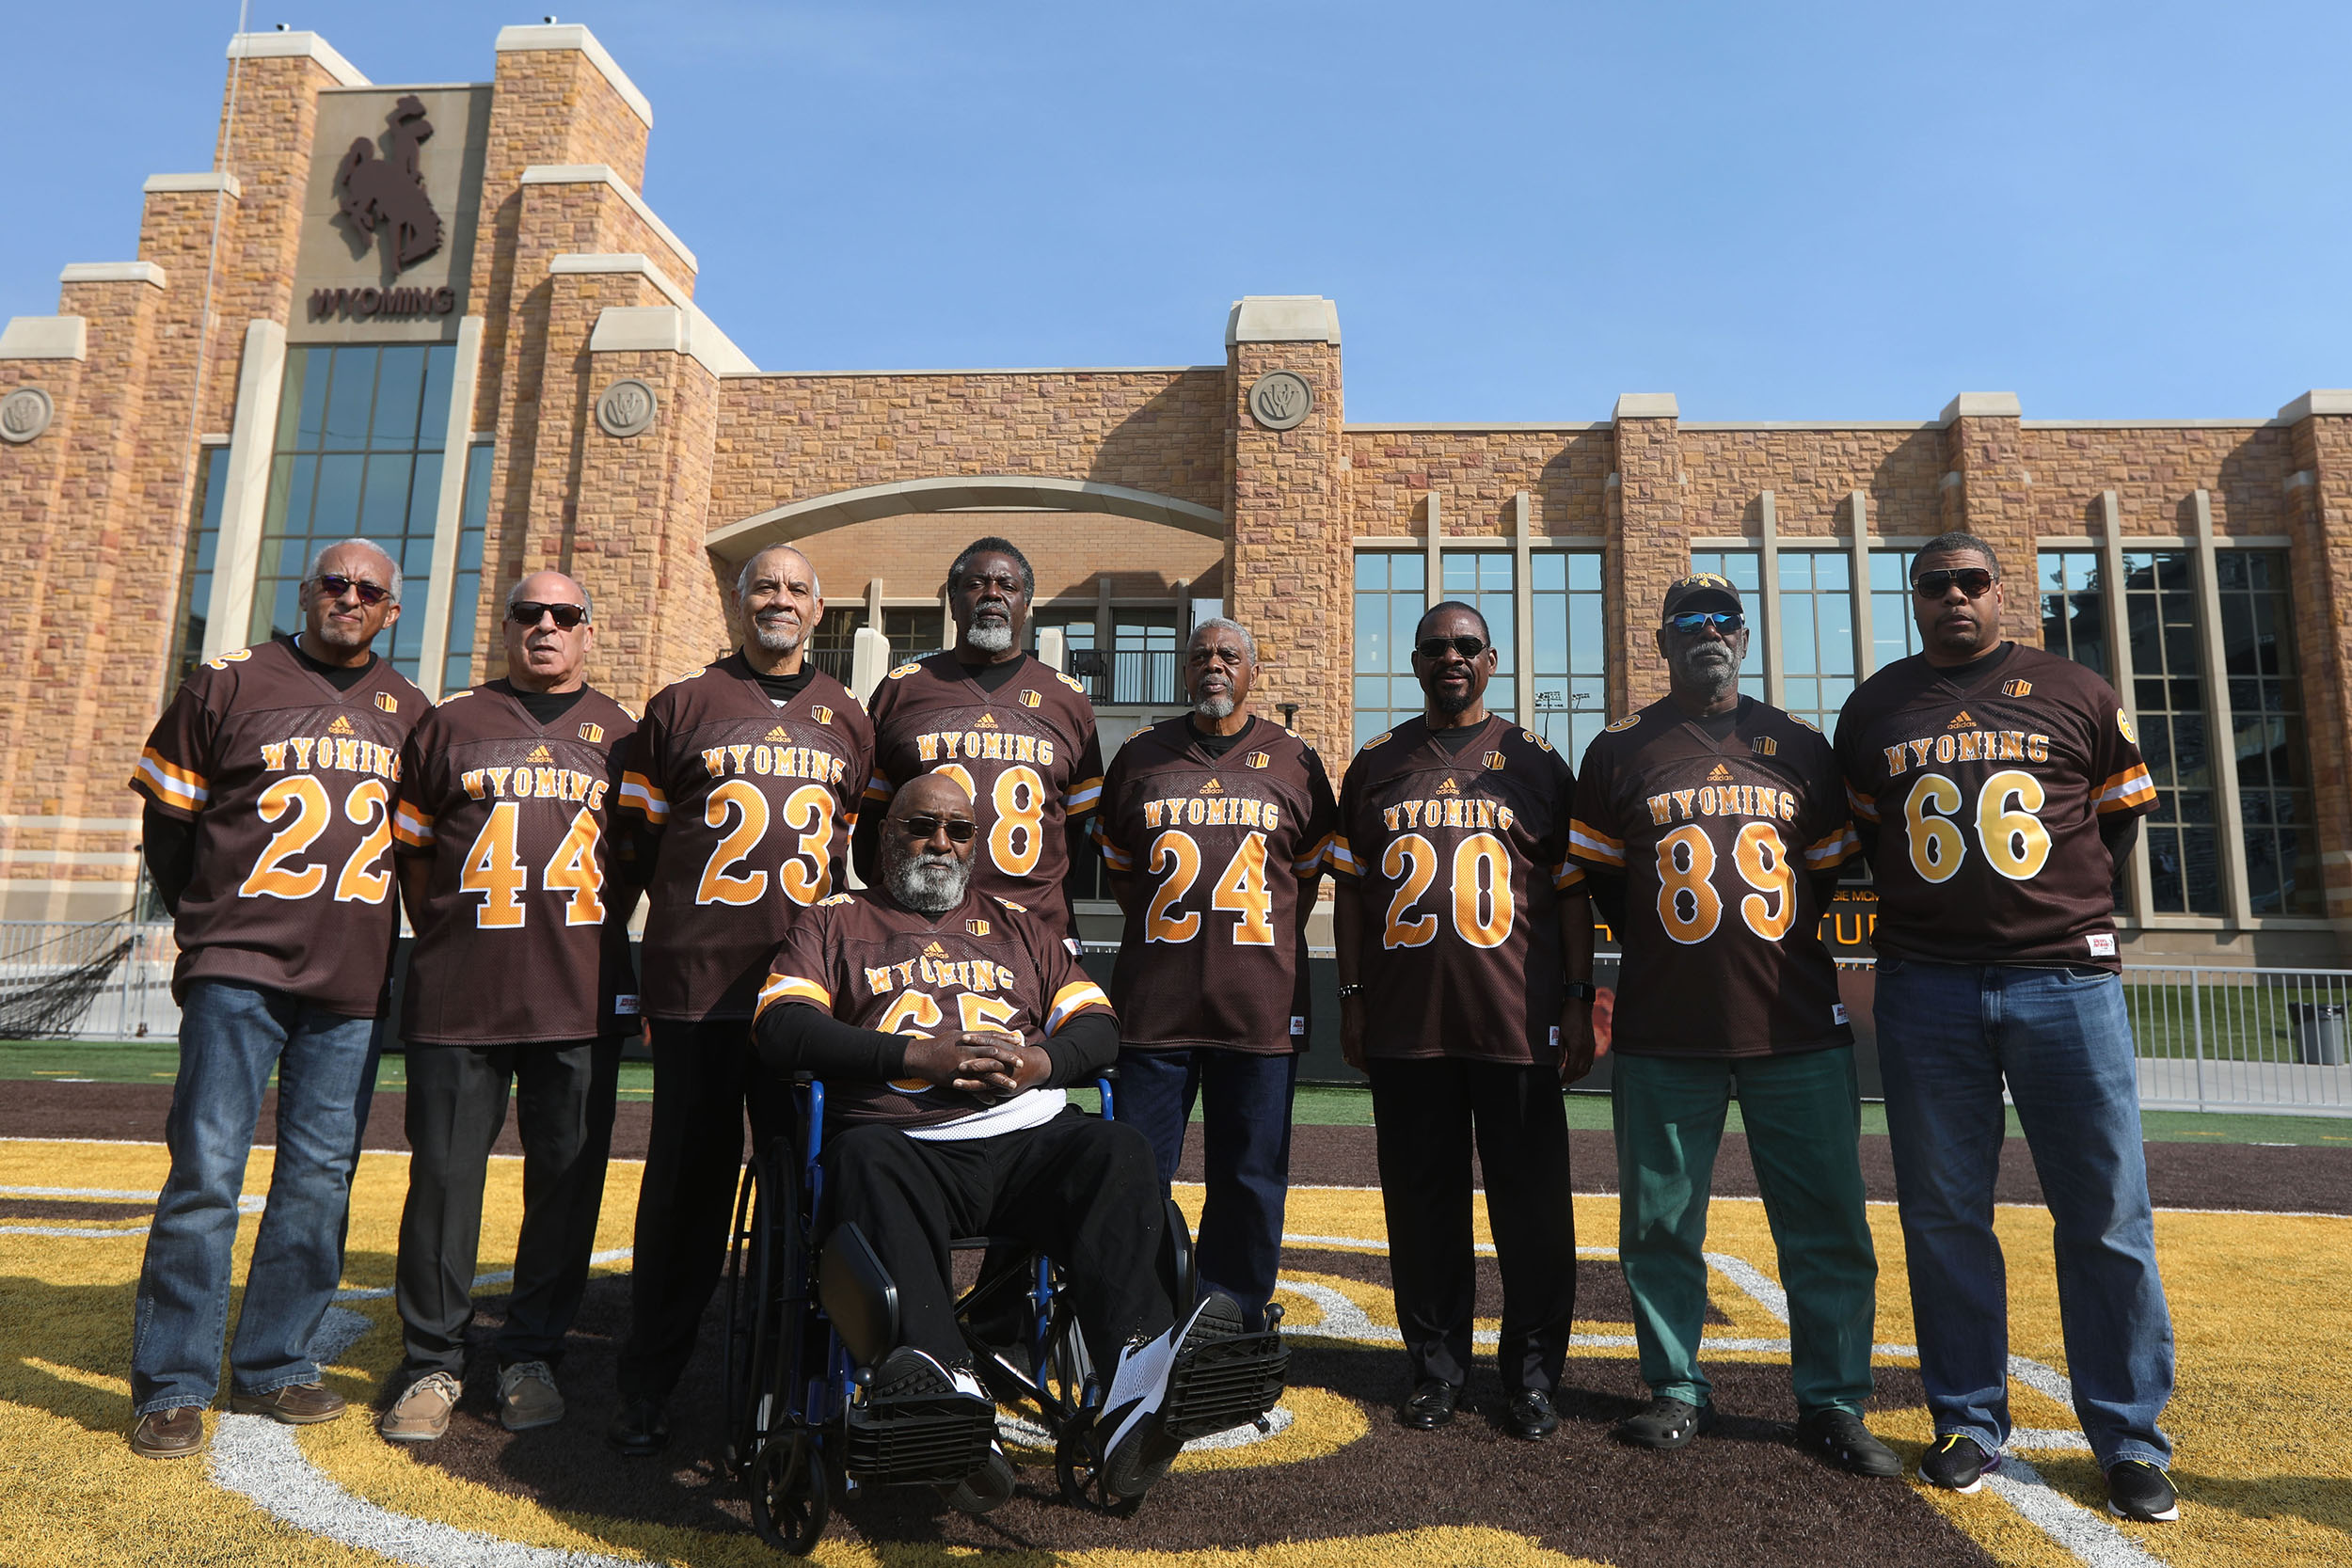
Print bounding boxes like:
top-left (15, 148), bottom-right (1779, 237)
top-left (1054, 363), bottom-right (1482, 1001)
top-left (1222, 296), bottom-right (1347, 758)
top-left (1937, 392), bottom-right (2040, 643)
top-left (1608, 393), bottom-right (1683, 713)
top-left (2280, 391), bottom-right (2352, 950)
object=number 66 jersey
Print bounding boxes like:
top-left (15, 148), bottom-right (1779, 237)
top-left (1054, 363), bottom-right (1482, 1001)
top-left (1332, 717), bottom-right (1581, 1065)
top-left (1834, 642), bottom-right (2155, 970)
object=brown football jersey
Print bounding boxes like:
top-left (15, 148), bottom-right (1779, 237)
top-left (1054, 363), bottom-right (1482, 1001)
top-left (1835, 642), bottom-right (2155, 969)
top-left (131, 634), bottom-right (429, 1014)
top-left (864, 652), bottom-right (1104, 930)
top-left (1095, 714), bottom-right (1338, 1054)
top-left (620, 654), bottom-right (877, 1021)
top-left (1570, 697), bottom-right (1857, 1059)
top-left (1331, 716), bottom-right (1582, 1065)
top-left (754, 886), bottom-right (1114, 1131)
top-left (391, 681), bottom-right (640, 1044)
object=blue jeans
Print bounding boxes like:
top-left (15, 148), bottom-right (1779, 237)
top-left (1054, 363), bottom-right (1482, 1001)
top-left (1116, 1047), bottom-right (1297, 1327)
top-left (1875, 958), bottom-right (2174, 1468)
top-left (130, 980), bottom-right (378, 1414)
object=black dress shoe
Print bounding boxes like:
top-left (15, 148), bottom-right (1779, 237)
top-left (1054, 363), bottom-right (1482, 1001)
top-left (1502, 1388), bottom-right (1559, 1441)
top-left (605, 1395), bottom-right (670, 1457)
top-left (1398, 1379), bottom-right (1459, 1430)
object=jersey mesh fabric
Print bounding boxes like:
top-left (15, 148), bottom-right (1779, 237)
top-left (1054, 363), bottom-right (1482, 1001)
top-left (1331, 716), bottom-right (1581, 1065)
top-left (392, 681), bottom-right (639, 1043)
top-left (864, 652), bottom-right (1104, 930)
top-left (1570, 696), bottom-right (1856, 1058)
top-left (131, 635), bottom-right (429, 1013)
top-left (620, 655), bottom-right (876, 1020)
top-left (1834, 642), bottom-right (2155, 969)
top-left (754, 886), bottom-right (1113, 1131)
top-left (1095, 714), bottom-right (1338, 1054)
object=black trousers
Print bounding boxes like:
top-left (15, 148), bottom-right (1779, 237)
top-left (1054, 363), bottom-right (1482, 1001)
top-left (395, 1036), bottom-right (622, 1378)
top-left (616, 1018), bottom-right (784, 1400)
top-left (824, 1108), bottom-right (1176, 1371)
top-left (1366, 1056), bottom-right (1577, 1395)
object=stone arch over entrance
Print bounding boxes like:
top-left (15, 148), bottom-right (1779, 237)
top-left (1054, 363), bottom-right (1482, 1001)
top-left (706, 474), bottom-right (1225, 564)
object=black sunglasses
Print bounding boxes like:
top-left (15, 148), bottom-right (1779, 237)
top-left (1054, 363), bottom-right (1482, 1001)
top-left (1415, 635), bottom-right (1489, 660)
top-left (1913, 568), bottom-right (1996, 598)
top-left (313, 574), bottom-right (391, 606)
top-left (1666, 610), bottom-right (1745, 635)
top-left (899, 815), bottom-right (979, 842)
top-left (508, 600), bottom-right (589, 629)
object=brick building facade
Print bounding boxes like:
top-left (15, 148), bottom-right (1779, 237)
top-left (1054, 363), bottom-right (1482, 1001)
top-left (3, 24), bottom-right (2346, 965)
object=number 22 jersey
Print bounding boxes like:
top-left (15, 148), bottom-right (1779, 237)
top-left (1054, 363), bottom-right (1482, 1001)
top-left (131, 634), bottom-right (428, 1014)
top-left (1331, 717), bottom-right (1581, 1064)
top-left (1834, 642), bottom-right (2155, 969)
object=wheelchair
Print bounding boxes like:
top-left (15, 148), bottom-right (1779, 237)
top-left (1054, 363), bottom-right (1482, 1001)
top-left (719, 1069), bottom-right (1289, 1554)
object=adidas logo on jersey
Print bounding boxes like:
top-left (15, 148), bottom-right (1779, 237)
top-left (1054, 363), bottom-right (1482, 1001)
top-left (1707, 763), bottom-right (1734, 782)
top-left (976, 713), bottom-right (998, 729)
top-left (1200, 778), bottom-right (1225, 795)
top-left (923, 941), bottom-right (950, 959)
top-left (1947, 710), bottom-right (1979, 729)
top-left (1753, 736), bottom-right (1778, 756)
top-left (526, 744), bottom-right (554, 763)
top-left (328, 715), bottom-right (356, 736)
top-left (2003, 679), bottom-right (2033, 698)
top-left (766, 725), bottom-right (791, 741)
top-left (1437, 777), bottom-right (1460, 795)
top-left (1020, 689), bottom-right (1041, 708)
top-left (1246, 752), bottom-right (1271, 768)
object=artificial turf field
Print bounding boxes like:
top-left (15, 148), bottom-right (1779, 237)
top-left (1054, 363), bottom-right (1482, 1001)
top-left (2, 1069), bottom-right (2347, 1568)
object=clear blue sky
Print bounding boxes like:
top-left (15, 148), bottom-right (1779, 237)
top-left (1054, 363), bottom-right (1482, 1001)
top-left (5, 2), bottom-right (2346, 422)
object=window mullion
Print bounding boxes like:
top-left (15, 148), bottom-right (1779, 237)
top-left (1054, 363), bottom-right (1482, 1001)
top-left (2192, 491), bottom-right (2253, 924)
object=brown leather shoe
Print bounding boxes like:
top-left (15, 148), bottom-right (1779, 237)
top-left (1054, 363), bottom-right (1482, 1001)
top-left (129, 1406), bottom-right (205, 1459)
top-left (230, 1382), bottom-right (347, 1424)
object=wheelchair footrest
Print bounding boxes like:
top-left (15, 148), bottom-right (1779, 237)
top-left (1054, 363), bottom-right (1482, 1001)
top-left (843, 1396), bottom-right (996, 1488)
top-left (1160, 1328), bottom-right (1289, 1442)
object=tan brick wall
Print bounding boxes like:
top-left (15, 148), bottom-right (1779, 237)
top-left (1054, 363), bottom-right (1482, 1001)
top-left (1679, 426), bottom-right (1944, 539)
top-left (1609, 417), bottom-right (1683, 712)
top-left (2286, 415), bottom-right (2352, 929)
top-left (2019, 423), bottom-right (2292, 536)
top-left (1939, 410), bottom-right (2040, 647)
top-left (1344, 427), bottom-right (1613, 537)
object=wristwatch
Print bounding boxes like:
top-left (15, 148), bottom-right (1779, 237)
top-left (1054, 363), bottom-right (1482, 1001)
top-left (1336, 984), bottom-right (1365, 1000)
top-left (1565, 980), bottom-right (1598, 1002)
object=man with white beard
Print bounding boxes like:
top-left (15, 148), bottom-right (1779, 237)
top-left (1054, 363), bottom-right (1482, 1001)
top-left (752, 772), bottom-right (1282, 1510)
top-left (607, 544), bottom-right (875, 1456)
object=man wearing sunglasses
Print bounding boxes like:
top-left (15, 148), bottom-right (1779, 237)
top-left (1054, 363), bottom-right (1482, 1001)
top-left (609, 543), bottom-right (876, 1455)
top-left (752, 772), bottom-right (1281, 1509)
top-left (1329, 601), bottom-right (1592, 1442)
top-left (126, 538), bottom-right (428, 1459)
top-left (376, 571), bottom-right (640, 1444)
top-left (1567, 574), bottom-right (1894, 1477)
top-left (1834, 531), bottom-right (2179, 1522)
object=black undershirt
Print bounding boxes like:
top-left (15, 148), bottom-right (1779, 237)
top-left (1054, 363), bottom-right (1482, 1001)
top-left (955, 655), bottom-right (1027, 693)
top-left (290, 636), bottom-right (375, 693)
top-left (752, 665), bottom-right (816, 706)
top-left (511, 685), bottom-right (588, 724)
top-left (1432, 722), bottom-right (1485, 754)
top-left (1188, 716), bottom-right (1247, 757)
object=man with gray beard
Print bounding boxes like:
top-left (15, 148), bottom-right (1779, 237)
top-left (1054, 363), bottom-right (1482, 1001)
top-left (752, 773), bottom-right (1280, 1508)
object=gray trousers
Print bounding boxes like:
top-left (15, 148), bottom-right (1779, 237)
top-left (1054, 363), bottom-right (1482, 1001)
top-left (394, 1037), bottom-right (622, 1380)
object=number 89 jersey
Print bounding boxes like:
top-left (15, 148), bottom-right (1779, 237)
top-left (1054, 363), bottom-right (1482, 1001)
top-left (623, 654), bottom-right (876, 1021)
top-left (1834, 643), bottom-right (2155, 969)
top-left (1332, 717), bottom-right (1581, 1065)
top-left (1569, 698), bottom-right (1856, 1059)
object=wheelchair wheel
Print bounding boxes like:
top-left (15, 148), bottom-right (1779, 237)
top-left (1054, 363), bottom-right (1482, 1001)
top-left (723, 1138), bottom-right (806, 1478)
top-left (1054, 1421), bottom-right (1138, 1516)
top-left (750, 1431), bottom-right (831, 1554)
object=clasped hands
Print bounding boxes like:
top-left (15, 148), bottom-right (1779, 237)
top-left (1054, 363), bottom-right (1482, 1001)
top-left (900, 1029), bottom-right (1048, 1103)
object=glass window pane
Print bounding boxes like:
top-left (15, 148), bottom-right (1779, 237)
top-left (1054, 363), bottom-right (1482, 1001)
top-left (370, 346), bottom-right (425, 447)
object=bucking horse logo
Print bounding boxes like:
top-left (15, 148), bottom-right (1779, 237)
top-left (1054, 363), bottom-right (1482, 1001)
top-left (336, 95), bottom-right (443, 270)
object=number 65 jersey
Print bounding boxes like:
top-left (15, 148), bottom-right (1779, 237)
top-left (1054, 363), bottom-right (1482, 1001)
top-left (1568, 698), bottom-right (1856, 1058)
top-left (130, 634), bottom-right (428, 1014)
top-left (622, 654), bottom-right (876, 1022)
top-left (1834, 642), bottom-right (2155, 970)
top-left (1332, 717), bottom-right (1581, 1065)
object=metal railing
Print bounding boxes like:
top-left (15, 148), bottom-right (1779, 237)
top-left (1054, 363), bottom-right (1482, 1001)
top-left (1067, 649), bottom-right (1183, 705)
top-left (2116, 964), bottom-right (2349, 1116)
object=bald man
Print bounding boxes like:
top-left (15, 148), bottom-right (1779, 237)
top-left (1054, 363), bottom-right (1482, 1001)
top-left (377, 571), bottom-right (642, 1443)
top-left (609, 545), bottom-right (876, 1454)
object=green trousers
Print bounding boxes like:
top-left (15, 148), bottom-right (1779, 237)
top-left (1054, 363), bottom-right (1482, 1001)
top-left (1612, 1046), bottom-right (1878, 1418)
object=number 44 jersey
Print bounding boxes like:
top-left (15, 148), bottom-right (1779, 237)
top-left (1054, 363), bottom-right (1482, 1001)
top-left (1569, 698), bottom-right (1857, 1058)
top-left (1834, 642), bottom-right (2155, 970)
top-left (1332, 717), bottom-right (1581, 1066)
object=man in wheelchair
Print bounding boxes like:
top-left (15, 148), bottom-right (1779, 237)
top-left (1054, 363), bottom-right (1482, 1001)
top-left (751, 773), bottom-right (1285, 1512)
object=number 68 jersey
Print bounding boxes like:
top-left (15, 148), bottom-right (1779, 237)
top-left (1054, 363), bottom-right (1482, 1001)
top-left (1332, 717), bottom-right (1581, 1065)
top-left (130, 635), bottom-right (429, 1014)
top-left (622, 654), bottom-right (877, 1022)
top-left (1834, 642), bottom-right (2155, 969)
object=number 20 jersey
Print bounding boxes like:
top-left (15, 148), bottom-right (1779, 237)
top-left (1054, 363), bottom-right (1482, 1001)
top-left (1569, 697), bottom-right (1856, 1058)
top-left (621, 654), bottom-right (876, 1021)
top-left (1331, 717), bottom-right (1581, 1065)
top-left (1834, 642), bottom-right (2155, 969)
top-left (130, 634), bottom-right (428, 1014)
top-left (390, 681), bottom-right (639, 1044)
top-left (1094, 715), bottom-right (1338, 1054)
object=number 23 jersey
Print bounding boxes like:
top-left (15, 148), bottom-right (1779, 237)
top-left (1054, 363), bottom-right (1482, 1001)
top-left (1569, 698), bottom-right (1856, 1058)
top-left (1834, 642), bottom-right (2155, 968)
top-left (1332, 717), bottom-right (1581, 1064)
top-left (622, 654), bottom-right (876, 1021)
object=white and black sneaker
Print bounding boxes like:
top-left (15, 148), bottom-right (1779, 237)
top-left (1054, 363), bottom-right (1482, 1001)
top-left (942, 1440), bottom-right (1017, 1515)
top-left (1097, 1293), bottom-right (1288, 1501)
top-left (1918, 1432), bottom-right (2001, 1494)
top-left (2106, 1460), bottom-right (2180, 1522)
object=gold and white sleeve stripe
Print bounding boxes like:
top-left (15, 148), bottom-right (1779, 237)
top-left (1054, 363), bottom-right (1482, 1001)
top-left (132, 749), bottom-right (208, 811)
top-left (391, 800), bottom-right (436, 847)
top-left (1324, 835), bottom-right (1361, 878)
top-left (1044, 978), bottom-right (1110, 1035)
top-left (1844, 783), bottom-right (1880, 823)
top-left (618, 770), bottom-right (668, 823)
top-left (2096, 765), bottom-right (2157, 814)
top-left (1804, 824), bottom-right (1861, 870)
top-left (754, 972), bottom-right (833, 1022)
top-left (1566, 817), bottom-right (1625, 869)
